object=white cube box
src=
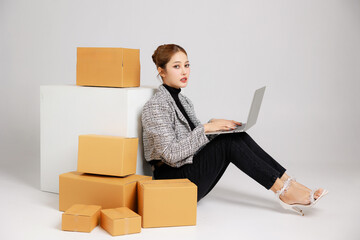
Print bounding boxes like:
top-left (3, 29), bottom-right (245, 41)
top-left (40, 85), bottom-right (156, 193)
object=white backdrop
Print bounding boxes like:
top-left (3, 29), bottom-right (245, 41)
top-left (1, 0), bottom-right (359, 189)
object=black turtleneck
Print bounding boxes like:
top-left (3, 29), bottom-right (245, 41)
top-left (163, 84), bottom-right (196, 131)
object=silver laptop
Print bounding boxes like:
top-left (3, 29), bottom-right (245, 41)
top-left (205, 86), bottom-right (266, 135)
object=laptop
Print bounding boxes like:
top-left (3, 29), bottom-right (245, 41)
top-left (205, 86), bottom-right (266, 135)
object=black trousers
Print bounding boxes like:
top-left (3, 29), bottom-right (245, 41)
top-left (153, 132), bottom-right (286, 202)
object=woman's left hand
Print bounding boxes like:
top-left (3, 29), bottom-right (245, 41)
top-left (209, 118), bottom-right (242, 126)
top-left (204, 119), bottom-right (242, 132)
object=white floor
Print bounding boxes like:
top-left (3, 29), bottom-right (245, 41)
top-left (1, 160), bottom-right (359, 240)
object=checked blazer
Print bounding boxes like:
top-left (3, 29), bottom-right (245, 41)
top-left (141, 84), bottom-right (211, 168)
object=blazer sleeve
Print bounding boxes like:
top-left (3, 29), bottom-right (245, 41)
top-left (142, 101), bottom-right (210, 165)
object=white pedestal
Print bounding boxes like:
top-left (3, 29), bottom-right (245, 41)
top-left (40, 85), bottom-right (156, 193)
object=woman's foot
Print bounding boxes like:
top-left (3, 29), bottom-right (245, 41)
top-left (280, 181), bottom-right (324, 205)
top-left (272, 177), bottom-right (328, 215)
top-left (279, 174), bottom-right (324, 205)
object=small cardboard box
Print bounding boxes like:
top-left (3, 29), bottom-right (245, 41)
top-left (101, 207), bottom-right (141, 236)
top-left (76, 47), bottom-right (140, 88)
top-left (138, 179), bottom-right (197, 228)
top-left (62, 204), bottom-right (101, 232)
top-left (77, 135), bottom-right (138, 177)
top-left (59, 172), bottom-right (152, 212)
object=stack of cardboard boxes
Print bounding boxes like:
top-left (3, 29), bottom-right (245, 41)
top-left (59, 47), bottom-right (197, 236)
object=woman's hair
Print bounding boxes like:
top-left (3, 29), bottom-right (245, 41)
top-left (152, 44), bottom-right (187, 71)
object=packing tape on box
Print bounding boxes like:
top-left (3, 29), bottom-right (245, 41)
top-left (125, 176), bottom-right (152, 186)
top-left (124, 217), bottom-right (130, 235)
top-left (66, 205), bottom-right (87, 232)
top-left (76, 205), bottom-right (87, 232)
top-left (73, 214), bottom-right (79, 232)
top-left (113, 208), bottom-right (132, 235)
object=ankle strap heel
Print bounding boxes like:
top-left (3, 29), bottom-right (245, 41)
top-left (275, 177), bottom-right (295, 199)
top-left (274, 177), bottom-right (328, 216)
top-left (275, 177), bottom-right (304, 216)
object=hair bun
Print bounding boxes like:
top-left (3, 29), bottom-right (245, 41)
top-left (152, 44), bottom-right (187, 70)
top-left (152, 49), bottom-right (158, 66)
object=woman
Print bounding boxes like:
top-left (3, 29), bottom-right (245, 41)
top-left (141, 44), bottom-right (328, 216)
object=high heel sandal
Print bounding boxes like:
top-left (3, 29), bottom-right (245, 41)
top-left (275, 177), bottom-right (328, 216)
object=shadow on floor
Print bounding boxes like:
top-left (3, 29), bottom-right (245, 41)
top-left (206, 186), bottom-right (289, 213)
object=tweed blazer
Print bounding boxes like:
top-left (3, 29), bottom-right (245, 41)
top-left (141, 84), bottom-right (210, 168)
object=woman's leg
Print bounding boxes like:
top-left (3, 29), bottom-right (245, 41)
top-left (226, 132), bottom-right (286, 189)
top-left (233, 132), bottom-right (286, 176)
top-left (153, 132), bottom-right (325, 206)
top-left (237, 132), bottom-right (325, 202)
top-left (154, 133), bottom-right (286, 201)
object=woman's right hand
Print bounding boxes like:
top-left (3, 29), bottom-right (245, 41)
top-left (203, 119), bottom-right (242, 133)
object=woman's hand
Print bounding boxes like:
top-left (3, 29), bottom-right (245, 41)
top-left (204, 119), bottom-right (242, 133)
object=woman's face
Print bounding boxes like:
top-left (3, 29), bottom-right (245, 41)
top-left (159, 51), bottom-right (190, 89)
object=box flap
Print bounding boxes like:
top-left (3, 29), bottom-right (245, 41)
top-left (61, 172), bottom-right (151, 186)
top-left (64, 204), bottom-right (101, 216)
top-left (102, 207), bottom-right (140, 220)
top-left (79, 134), bottom-right (137, 140)
top-left (139, 179), bottom-right (196, 189)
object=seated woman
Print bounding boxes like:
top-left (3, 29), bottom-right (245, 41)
top-left (141, 44), bottom-right (328, 216)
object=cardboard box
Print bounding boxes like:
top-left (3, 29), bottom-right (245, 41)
top-left (59, 171), bottom-right (152, 212)
top-left (77, 135), bottom-right (138, 177)
top-left (76, 47), bottom-right (140, 88)
top-left (138, 179), bottom-right (197, 228)
top-left (101, 207), bottom-right (141, 236)
top-left (62, 204), bottom-right (101, 232)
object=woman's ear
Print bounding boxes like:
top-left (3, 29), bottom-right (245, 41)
top-left (158, 67), bottom-right (165, 78)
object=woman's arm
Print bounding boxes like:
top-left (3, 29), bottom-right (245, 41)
top-left (142, 101), bottom-right (209, 166)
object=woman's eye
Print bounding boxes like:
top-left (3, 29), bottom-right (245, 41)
top-left (173, 64), bottom-right (190, 69)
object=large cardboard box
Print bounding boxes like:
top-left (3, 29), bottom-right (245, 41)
top-left (77, 135), bottom-right (138, 177)
top-left (76, 47), bottom-right (140, 88)
top-left (138, 179), bottom-right (197, 228)
top-left (59, 171), bottom-right (152, 212)
top-left (62, 204), bottom-right (101, 232)
top-left (101, 207), bottom-right (141, 236)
